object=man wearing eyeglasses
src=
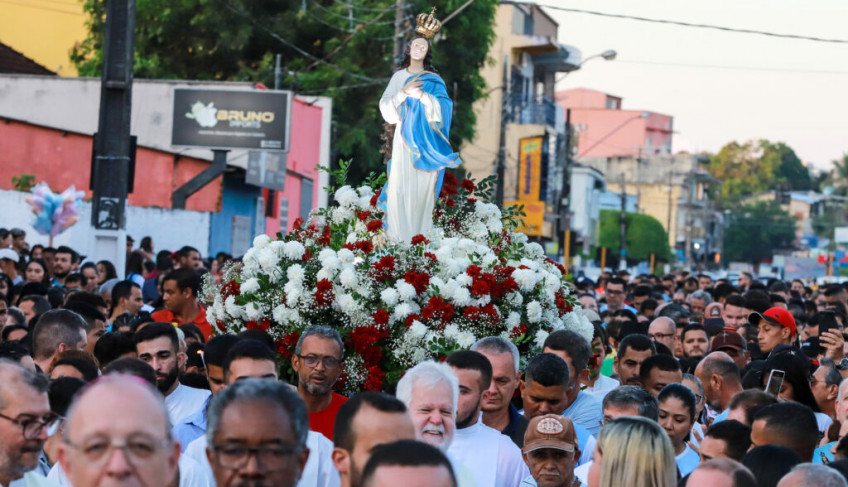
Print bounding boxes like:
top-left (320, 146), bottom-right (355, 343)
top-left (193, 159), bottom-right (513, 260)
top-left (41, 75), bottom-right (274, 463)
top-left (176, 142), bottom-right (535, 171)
top-left (57, 375), bottom-right (181, 487)
top-left (0, 360), bottom-right (57, 487)
top-left (291, 326), bottom-right (348, 441)
top-left (206, 379), bottom-right (310, 487)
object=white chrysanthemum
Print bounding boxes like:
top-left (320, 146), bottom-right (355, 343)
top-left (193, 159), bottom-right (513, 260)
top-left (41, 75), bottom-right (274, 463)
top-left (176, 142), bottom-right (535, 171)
top-left (486, 217), bottom-right (503, 234)
top-left (286, 264), bottom-right (305, 285)
top-left (512, 268), bottom-right (540, 291)
top-left (258, 248), bottom-right (278, 272)
top-left (519, 258), bottom-right (540, 271)
top-left (284, 283), bottom-right (302, 306)
top-left (355, 221), bottom-right (367, 234)
top-left (318, 248), bottom-right (337, 264)
top-left (435, 246), bottom-right (454, 264)
top-left (253, 234), bottom-right (271, 249)
top-left (451, 287), bottom-right (471, 307)
top-left (381, 288), bottom-right (399, 307)
top-left (409, 320), bottom-right (428, 338)
top-left (456, 331), bottom-right (477, 349)
top-left (455, 273), bottom-right (472, 287)
top-left (272, 304), bottom-right (288, 324)
top-left (526, 242), bottom-right (544, 259)
top-left (429, 277), bottom-right (446, 291)
top-left (334, 185), bottom-right (359, 207)
top-left (316, 267), bottom-right (334, 281)
top-left (332, 207), bottom-right (354, 225)
top-left (470, 221), bottom-right (489, 240)
top-left (357, 185), bottom-right (374, 198)
top-left (345, 233), bottom-right (358, 244)
top-left (506, 311), bottom-right (521, 328)
top-left (283, 241), bottom-right (305, 260)
top-left (337, 248), bottom-right (355, 264)
top-left (244, 302), bottom-right (263, 321)
top-left (534, 330), bottom-right (550, 348)
top-left (338, 267), bottom-right (357, 288)
top-left (481, 252), bottom-right (498, 267)
top-left (526, 301), bottom-right (543, 323)
top-left (564, 311), bottom-right (594, 344)
top-left (544, 274), bottom-right (561, 294)
top-left (337, 293), bottom-right (359, 314)
top-left (392, 302), bottom-right (415, 321)
top-left (512, 232), bottom-right (529, 245)
top-left (457, 238), bottom-right (476, 253)
top-left (474, 200), bottom-right (500, 220)
top-left (268, 240), bottom-right (285, 256)
top-left (225, 296), bottom-right (243, 318)
top-left (240, 278), bottom-right (260, 294)
top-left (444, 324), bottom-right (460, 340)
top-left (506, 291), bottom-right (523, 307)
top-left (396, 281), bottom-right (417, 300)
top-left (441, 258), bottom-right (463, 277)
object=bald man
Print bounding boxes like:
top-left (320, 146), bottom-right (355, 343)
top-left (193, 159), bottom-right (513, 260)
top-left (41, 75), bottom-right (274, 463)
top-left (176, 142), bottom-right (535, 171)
top-left (648, 317), bottom-right (677, 353)
top-left (695, 352), bottom-right (743, 417)
top-left (58, 376), bottom-right (182, 486)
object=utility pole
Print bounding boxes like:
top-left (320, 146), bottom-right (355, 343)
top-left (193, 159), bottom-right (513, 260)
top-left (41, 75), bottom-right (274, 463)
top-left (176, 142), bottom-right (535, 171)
top-left (495, 55), bottom-right (509, 207)
top-left (393, 0), bottom-right (405, 64)
top-left (619, 173), bottom-right (627, 271)
top-left (684, 155), bottom-right (697, 268)
top-left (90, 0), bottom-right (135, 278)
top-left (557, 108), bottom-right (572, 265)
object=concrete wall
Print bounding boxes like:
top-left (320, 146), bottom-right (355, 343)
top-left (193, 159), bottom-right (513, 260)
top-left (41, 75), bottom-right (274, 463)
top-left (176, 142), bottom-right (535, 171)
top-left (0, 189), bottom-right (211, 260)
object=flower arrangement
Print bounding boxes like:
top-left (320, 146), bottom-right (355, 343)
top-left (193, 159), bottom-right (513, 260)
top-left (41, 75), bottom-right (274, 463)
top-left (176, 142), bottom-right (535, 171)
top-left (204, 164), bottom-right (593, 393)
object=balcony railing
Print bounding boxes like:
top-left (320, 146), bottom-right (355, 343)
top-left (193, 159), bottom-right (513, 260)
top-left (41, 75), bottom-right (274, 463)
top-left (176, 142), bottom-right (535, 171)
top-left (508, 95), bottom-right (564, 132)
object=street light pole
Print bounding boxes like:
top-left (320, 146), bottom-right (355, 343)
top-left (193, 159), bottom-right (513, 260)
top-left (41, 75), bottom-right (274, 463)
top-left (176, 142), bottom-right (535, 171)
top-left (619, 172), bottom-right (627, 271)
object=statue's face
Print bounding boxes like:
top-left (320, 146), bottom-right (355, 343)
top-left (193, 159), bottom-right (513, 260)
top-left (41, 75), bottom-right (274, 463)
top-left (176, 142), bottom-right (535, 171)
top-left (410, 38), bottom-right (429, 61)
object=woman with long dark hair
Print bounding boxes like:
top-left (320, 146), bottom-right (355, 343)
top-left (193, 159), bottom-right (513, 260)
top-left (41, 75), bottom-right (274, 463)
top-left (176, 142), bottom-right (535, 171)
top-left (24, 258), bottom-right (50, 285)
top-left (96, 260), bottom-right (118, 285)
top-left (376, 8), bottom-right (462, 244)
top-left (760, 350), bottom-right (831, 432)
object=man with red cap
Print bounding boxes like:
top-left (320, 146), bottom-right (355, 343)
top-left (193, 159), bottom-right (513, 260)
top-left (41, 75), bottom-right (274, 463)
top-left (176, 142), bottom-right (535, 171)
top-left (750, 307), bottom-right (796, 356)
top-left (520, 414), bottom-right (581, 487)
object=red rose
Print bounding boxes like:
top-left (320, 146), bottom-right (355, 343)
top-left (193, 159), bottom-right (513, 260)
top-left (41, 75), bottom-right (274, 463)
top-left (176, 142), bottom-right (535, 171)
top-left (221, 280), bottom-right (240, 298)
top-left (445, 198), bottom-right (457, 208)
top-left (314, 279), bottom-right (334, 307)
top-left (364, 366), bottom-right (385, 391)
top-left (371, 256), bottom-right (396, 281)
top-left (370, 190), bottom-right (381, 208)
top-left (357, 211), bottom-right (371, 222)
top-left (461, 179), bottom-right (475, 193)
top-left (421, 296), bottom-right (454, 325)
top-left (403, 271), bottom-right (431, 295)
top-left (373, 308), bottom-right (390, 326)
top-left (350, 326), bottom-right (389, 365)
top-left (246, 318), bottom-right (271, 331)
top-left (410, 235), bottom-right (430, 246)
top-left (318, 226), bottom-right (332, 246)
top-left (466, 265), bottom-right (482, 278)
top-left (367, 220), bottom-right (383, 232)
top-left (277, 332), bottom-right (300, 359)
top-left (292, 217), bottom-right (304, 230)
top-left (405, 313), bottom-right (420, 328)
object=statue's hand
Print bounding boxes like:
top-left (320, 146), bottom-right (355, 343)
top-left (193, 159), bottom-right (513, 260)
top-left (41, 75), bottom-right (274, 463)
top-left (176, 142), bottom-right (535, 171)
top-left (404, 80), bottom-right (424, 99)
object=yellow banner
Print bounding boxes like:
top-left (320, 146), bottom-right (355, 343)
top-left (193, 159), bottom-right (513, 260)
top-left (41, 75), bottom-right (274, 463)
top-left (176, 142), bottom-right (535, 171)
top-left (517, 137), bottom-right (543, 201)
top-left (505, 199), bottom-right (545, 236)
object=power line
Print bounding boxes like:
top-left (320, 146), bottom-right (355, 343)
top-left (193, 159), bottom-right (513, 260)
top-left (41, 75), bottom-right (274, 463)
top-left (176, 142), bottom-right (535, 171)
top-left (325, 0), bottom-right (397, 13)
top-left (616, 59), bottom-right (848, 75)
top-left (536, 4), bottom-right (848, 44)
top-left (213, 0), bottom-right (388, 83)
top-left (310, 0), bottom-right (403, 25)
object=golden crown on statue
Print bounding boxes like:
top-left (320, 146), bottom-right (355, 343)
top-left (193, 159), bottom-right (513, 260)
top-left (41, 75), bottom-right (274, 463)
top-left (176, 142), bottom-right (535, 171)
top-left (415, 7), bottom-right (442, 39)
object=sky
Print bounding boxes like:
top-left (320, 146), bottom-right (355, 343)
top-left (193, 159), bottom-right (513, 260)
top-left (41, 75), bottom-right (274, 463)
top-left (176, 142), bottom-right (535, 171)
top-left (546, 0), bottom-right (848, 174)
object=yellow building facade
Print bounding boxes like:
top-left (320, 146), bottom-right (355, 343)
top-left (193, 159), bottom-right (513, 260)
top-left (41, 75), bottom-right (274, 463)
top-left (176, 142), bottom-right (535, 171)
top-left (0, 0), bottom-right (87, 75)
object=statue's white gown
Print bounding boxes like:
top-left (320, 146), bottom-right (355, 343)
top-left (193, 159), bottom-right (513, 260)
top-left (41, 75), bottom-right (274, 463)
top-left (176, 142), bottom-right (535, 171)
top-left (379, 69), bottom-right (444, 243)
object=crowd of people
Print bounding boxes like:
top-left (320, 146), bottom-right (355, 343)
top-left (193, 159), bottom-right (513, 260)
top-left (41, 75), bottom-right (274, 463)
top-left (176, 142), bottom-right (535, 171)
top-left (2, 225), bottom-right (848, 487)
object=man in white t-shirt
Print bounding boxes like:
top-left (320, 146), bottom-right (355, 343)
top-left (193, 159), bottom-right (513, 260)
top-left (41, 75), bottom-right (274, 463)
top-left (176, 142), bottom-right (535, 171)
top-left (134, 323), bottom-right (210, 425)
top-left (445, 351), bottom-right (529, 487)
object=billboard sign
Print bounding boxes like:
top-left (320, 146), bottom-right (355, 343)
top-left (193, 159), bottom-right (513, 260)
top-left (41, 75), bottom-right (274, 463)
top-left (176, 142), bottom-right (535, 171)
top-left (172, 88), bottom-right (292, 150)
top-left (505, 199), bottom-right (544, 236)
top-left (517, 137), bottom-right (543, 201)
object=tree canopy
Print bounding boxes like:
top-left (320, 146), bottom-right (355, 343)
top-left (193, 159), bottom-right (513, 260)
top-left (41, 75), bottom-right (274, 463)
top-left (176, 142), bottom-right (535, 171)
top-left (706, 139), bottom-right (813, 203)
top-left (723, 200), bottom-right (796, 264)
top-left (72, 0), bottom-right (498, 184)
top-left (598, 210), bottom-right (673, 264)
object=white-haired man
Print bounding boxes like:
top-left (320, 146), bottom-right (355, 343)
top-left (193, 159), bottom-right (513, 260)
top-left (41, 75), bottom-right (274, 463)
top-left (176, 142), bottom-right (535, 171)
top-left (395, 361), bottom-right (476, 487)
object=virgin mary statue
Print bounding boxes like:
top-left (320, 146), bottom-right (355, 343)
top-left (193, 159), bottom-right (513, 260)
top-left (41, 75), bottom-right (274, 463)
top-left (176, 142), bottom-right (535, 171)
top-left (376, 8), bottom-right (462, 244)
